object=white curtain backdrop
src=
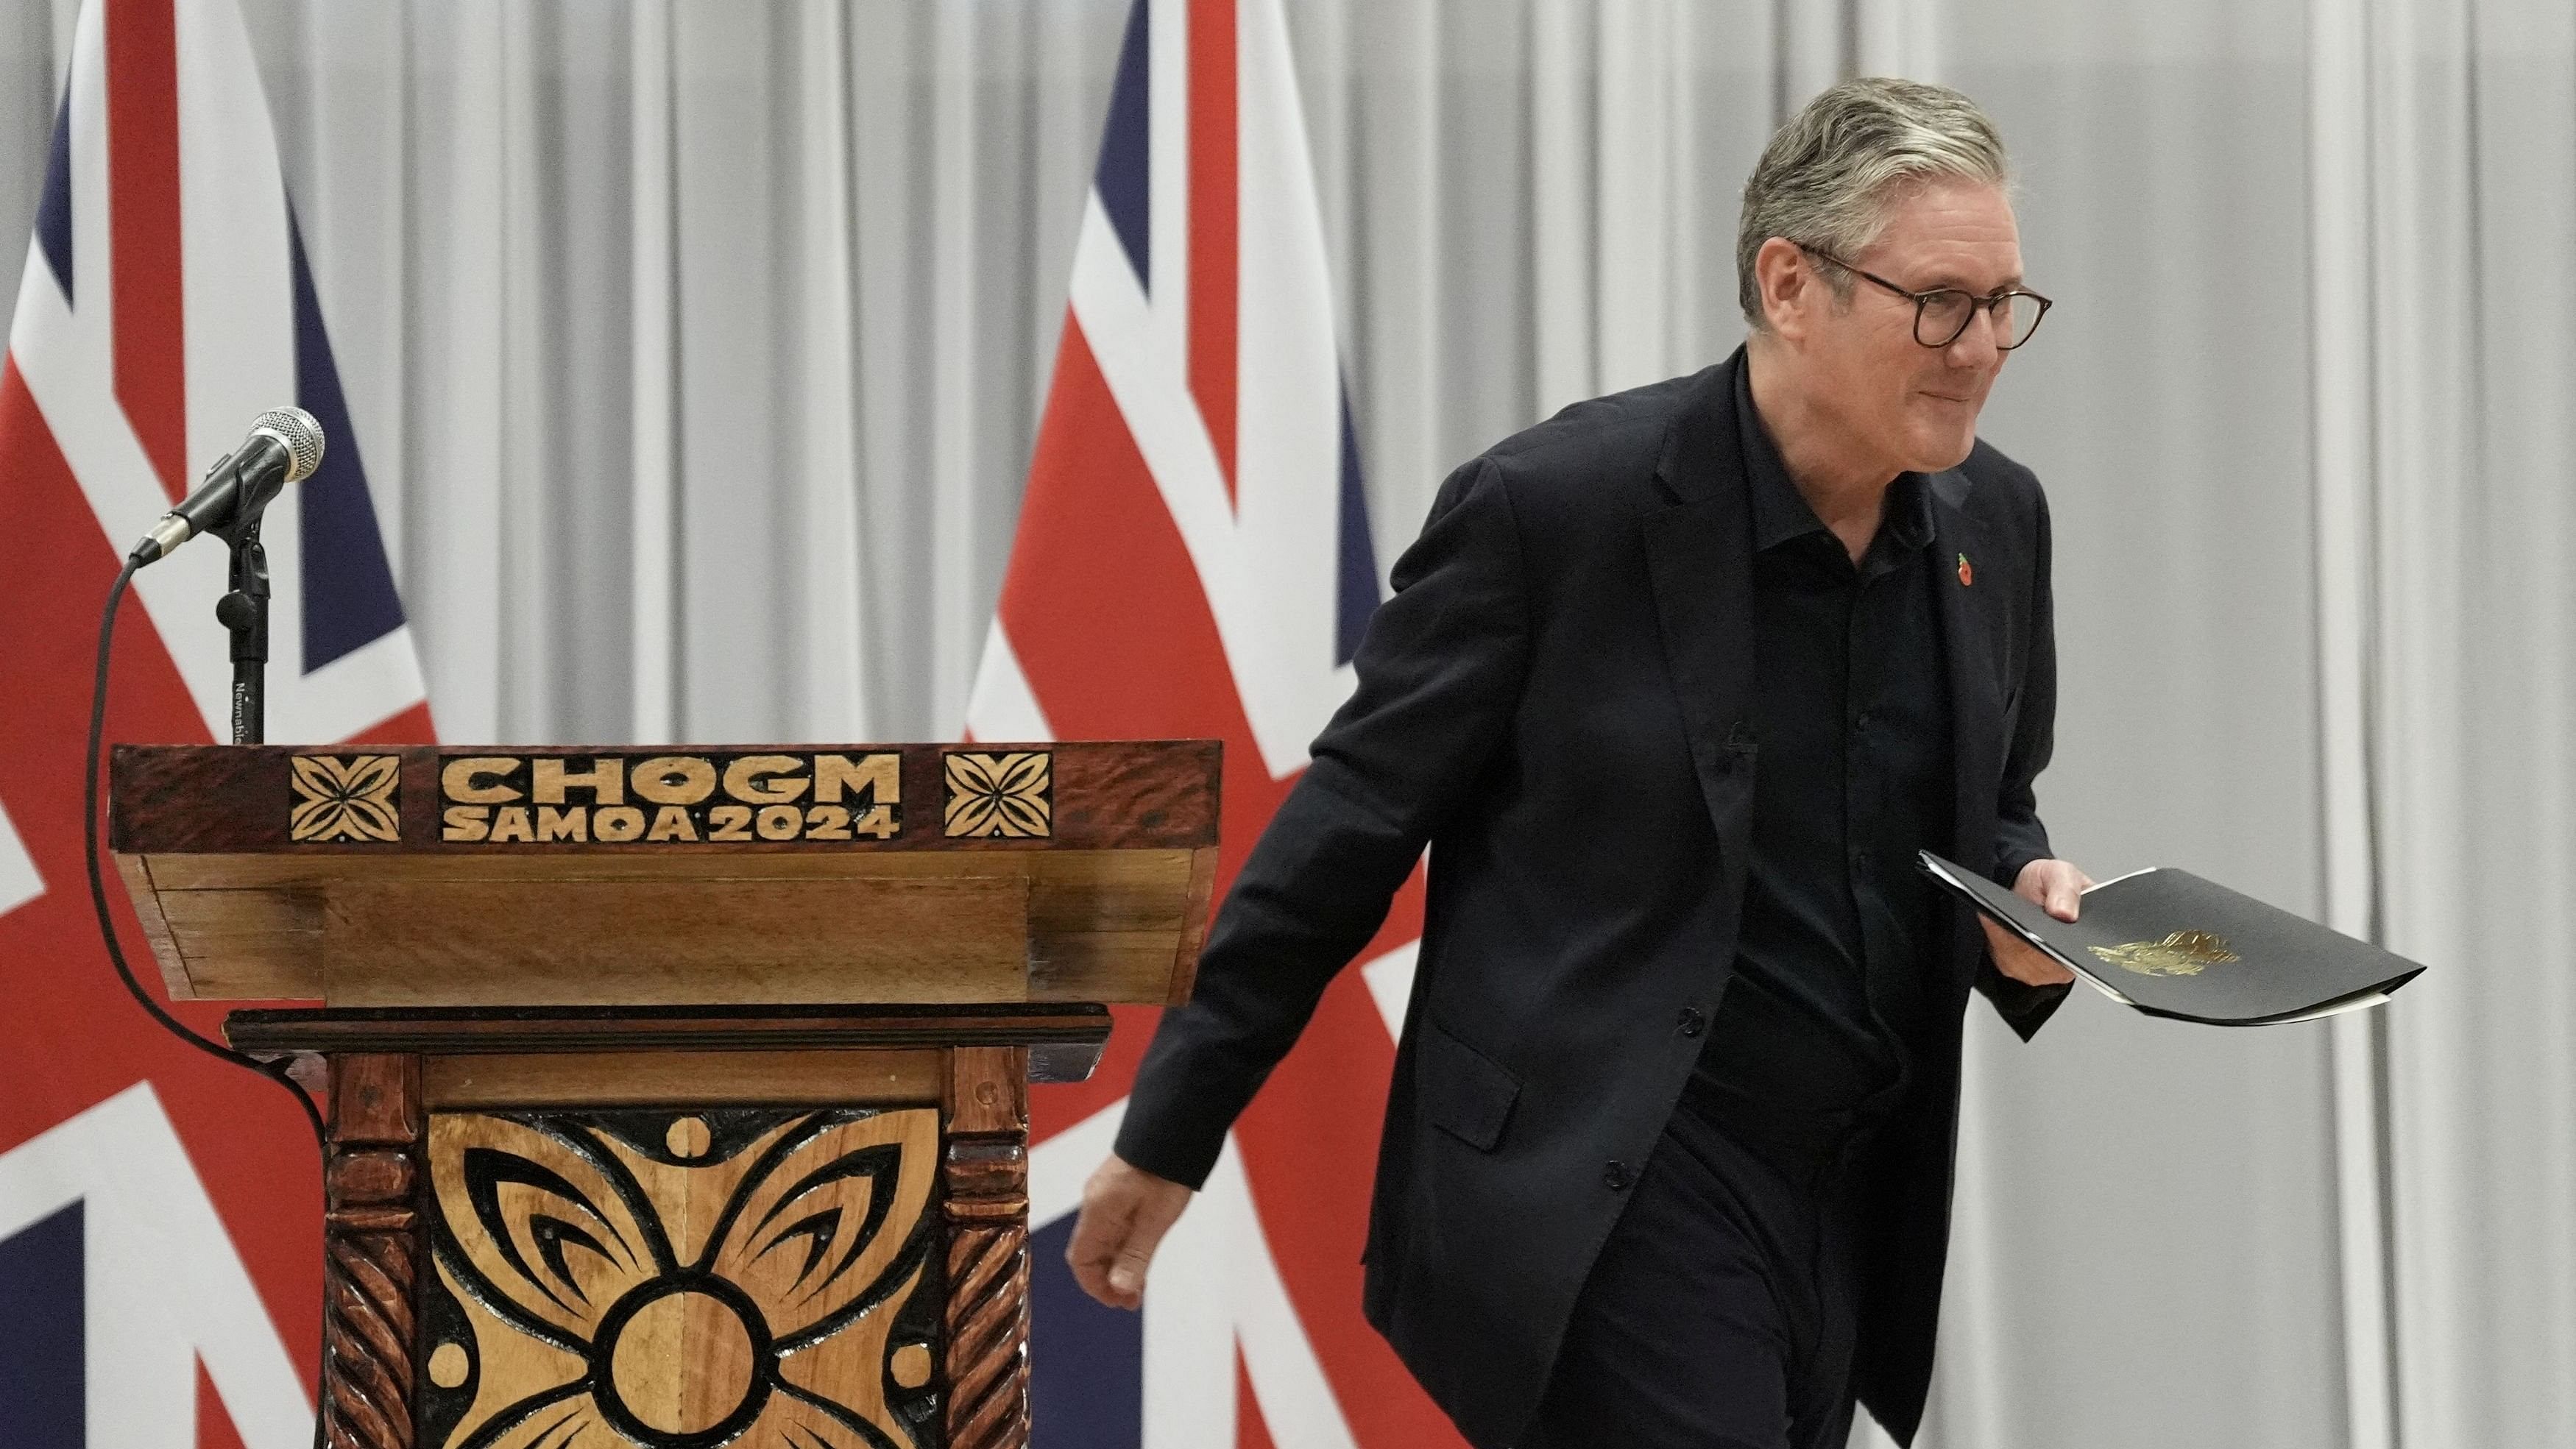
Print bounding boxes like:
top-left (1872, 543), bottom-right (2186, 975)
top-left (1, 2), bottom-right (2569, 1446)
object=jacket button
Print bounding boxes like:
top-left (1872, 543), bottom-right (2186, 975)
top-left (1603, 1160), bottom-right (1635, 1191)
top-left (1677, 1006), bottom-right (1706, 1037)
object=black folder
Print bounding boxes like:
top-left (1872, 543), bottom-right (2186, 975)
top-left (1919, 852), bottom-right (2428, 1026)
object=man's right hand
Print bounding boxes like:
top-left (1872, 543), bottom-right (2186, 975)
top-left (1065, 1152), bottom-right (1194, 1310)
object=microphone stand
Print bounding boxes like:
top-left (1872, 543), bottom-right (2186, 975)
top-left (213, 511), bottom-right (272, 747)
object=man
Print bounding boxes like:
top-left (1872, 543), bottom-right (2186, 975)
top-left (1067, 78), bottom-right (2089, 1449)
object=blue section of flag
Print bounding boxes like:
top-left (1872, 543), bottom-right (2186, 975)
top-left (1334, 385), bottom-right (1381, 665)
top-left (1030, 1213), bottom-right (1144, 1449)
top-left (0, 1202), bottom-right (85, 1449)
top-left (289, 213), bottom-right (409, 673)
top-left (35, 89), bottom-right (71, 302)
top-left (1095, 0), bottom-right (1153, 291)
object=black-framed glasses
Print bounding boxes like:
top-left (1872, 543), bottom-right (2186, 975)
top-left (1797, 243), bottom-right (2052, 350)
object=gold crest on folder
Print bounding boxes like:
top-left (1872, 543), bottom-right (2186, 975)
top-left (2090, 929), bottom-right (2241, 977)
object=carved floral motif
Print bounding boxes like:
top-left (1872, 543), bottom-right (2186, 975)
top-left (290, 754), bottom-right (403, 843)
top-left (941, 754), bottom-right (1052, 839)
top-left (420, 1108), bottom-right (941, 1448)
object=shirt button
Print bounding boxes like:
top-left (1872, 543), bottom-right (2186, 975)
top-left (1604, 1160), bottom-right (1635, 1191)
top-left (1677, 1006), bottom-right (1706, 1037)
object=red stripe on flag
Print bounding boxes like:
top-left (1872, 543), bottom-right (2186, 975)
top-left (196, 1359), bottom-right (248, 1449)
top-left (1237, 1349), bottom-right (1276, 1449)
top-left (106, 0), bottom-right (189, 504)
top-left (0, 357), bottom-right (321, 1387)
top-left (1005, 317), bottom-right (1282, 1138)
top-left (1234, 874), bottom-right (1461, 1449)
top-left (1187, 0), bottom-right (1239, 506)
top-left (998, 321), bottom-right (1253, 751)
top-left (1000, 322), bottom-right (1464, 1445)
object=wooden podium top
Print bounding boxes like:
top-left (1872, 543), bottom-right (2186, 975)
top-left (110, 740), bottom-right (1220, 1010)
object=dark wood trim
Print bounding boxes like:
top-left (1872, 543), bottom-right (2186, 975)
top-left (942, 1047), bottom-right (1030, 1449)
top-left (322, 1054), bottom-right (422, 1449)
top-left (225, 1004), bottom-right (1111, 1083)
top-left (110, 740), bottom-right (1220, 854)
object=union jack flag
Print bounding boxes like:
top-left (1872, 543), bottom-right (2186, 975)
top-left (0, 1), bottom-right (431, 1443)
top-left (966, 1), bottom-right (1462, 1444)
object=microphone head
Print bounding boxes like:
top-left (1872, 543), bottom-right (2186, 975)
top-left (249, 406), bottom-right (325, 483)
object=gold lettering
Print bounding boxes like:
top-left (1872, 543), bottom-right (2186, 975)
top-left (852, 804), bottom-right (898, 840)
top-left (441, 805), bottom-right (490, 842)
top-left (645, 805), bottom-right (700, 842)
top-left (722, 754), bottom-right (809, 805)
top-left (488, 806), bottom-right (535, 843)
top-left (537, 806), bottom-right (588, 842)
top-left (592, 806), bottom-right (646, 842)
top-left (755, 804), bottom-right (803, 840)
top-left (708, 804), bottom-right (754, 841)
top-left (442, 757), bottom-right (523, 804)
top-left (632, 756), bottom-right (716, 805)
top-left (532, 757), bottom-right (625, 805)
top-left (813, 753), bottom-right (900, 805)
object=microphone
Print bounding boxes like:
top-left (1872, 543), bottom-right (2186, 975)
top-left (127, 407), bottom-right (325, 565)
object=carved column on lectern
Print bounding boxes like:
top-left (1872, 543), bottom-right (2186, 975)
top-left (322, 1053), bottom-right (423, 1449)
top-left (943, 1046), bottom-right (1032, 1449)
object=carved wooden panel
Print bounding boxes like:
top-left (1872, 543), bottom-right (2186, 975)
top-left (324, 1053), bottom-right (423, 1449)
top-left (417, 1107), bottom-right (943, 1448)
top-left (942, 1049), bottom-right (1030, 1449)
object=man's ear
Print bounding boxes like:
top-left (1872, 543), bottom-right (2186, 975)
top-left (1753, 235), bottom-right (1814, 342)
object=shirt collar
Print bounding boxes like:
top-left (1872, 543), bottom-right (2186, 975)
top-left (1733, 355), bottom-right (1937, 556)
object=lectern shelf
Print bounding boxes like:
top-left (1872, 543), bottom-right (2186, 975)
top-left (108, 738), bottom-right (1220, 1449)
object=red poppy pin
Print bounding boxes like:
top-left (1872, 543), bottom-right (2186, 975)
top-left (1956, 553), bottom-right (1974, 587)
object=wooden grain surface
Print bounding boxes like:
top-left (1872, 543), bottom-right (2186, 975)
top-left (604, 1289), bottom-right (759, 1436)
top-left (422, 1107), bottom-right (941, 1446)
top-left (131, 843), bottom-right (1204, 1005)
top-left (320, 874), bottom-right (1029, 1008)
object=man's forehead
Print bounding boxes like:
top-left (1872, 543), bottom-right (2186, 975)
top-left (1866, 180), bottom-right (2023, 285)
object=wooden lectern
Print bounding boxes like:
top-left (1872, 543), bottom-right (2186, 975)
top-left (108, 740), bottom-right (1219, 1449)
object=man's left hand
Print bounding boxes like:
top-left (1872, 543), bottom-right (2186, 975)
top-left (1981, 857), bottom-right (2094, 987)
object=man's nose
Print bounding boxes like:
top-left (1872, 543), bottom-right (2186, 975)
top-left (1944, 307), bottom-right (2007, 366)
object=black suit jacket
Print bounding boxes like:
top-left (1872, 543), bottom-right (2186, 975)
top-left (1118, 350), bottom-right (2071, 1448)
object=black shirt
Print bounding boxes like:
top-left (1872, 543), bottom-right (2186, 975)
top-left (1685, 365), bottom-right (1956, 1143)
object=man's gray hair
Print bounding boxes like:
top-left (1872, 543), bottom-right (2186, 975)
top-left (1737, 78), bottom-right (2011, 326)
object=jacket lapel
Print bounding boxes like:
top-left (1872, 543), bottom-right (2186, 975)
top-left (1641, 360), bottom-right (1758, 843)
top-left (1928, 467), bottom-right (2005, 888)
top-left (1643, 358), bottom-right (2011, 902)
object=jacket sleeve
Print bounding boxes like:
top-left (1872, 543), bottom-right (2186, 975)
top-left (1114, 457), bottom-right (1532, 1189)
top-left (1975, 480), bottom-right (2073, 1041)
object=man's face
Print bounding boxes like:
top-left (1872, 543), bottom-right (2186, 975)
top-left (1803, 179), bottom-right (2023, 474)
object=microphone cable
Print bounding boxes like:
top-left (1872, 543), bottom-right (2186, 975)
top-left (84, 559), bottom-right (330, 1449)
